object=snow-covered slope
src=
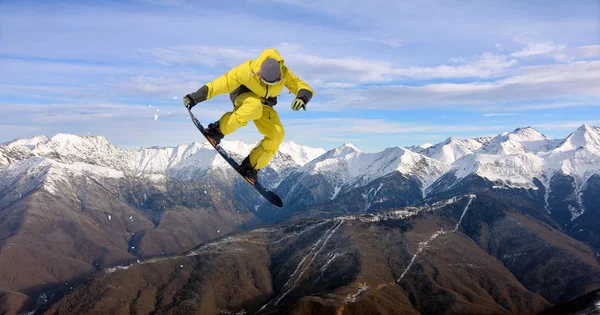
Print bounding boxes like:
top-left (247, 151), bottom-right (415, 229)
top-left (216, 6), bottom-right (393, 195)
top-left (278, 141), bottom-right (326, 166)
top-left (4, 135), bottom-right (319, 171)
top-left (479, 127), bottom-right (560, 155)
top-left (416, 137), bottom-right (492, 164)
top-left (0, 156), bottom-right (124, 210)
top-left (423, 125), bottom-right (600, 223)
top-left (452, 153), bottom-right (545, 189)
top-left (292, 143), bottom-right (450, 198)
top-left (545, 125), bottom-right (600, 187)
top-left (554, 125), bottom-right (600, 154)
top-left (443, 125), bottom-right (600, 189)
top-left (5, 135), bottom-right (50, 149)
top-left (0, 134), bottom-right (325, 193)
top-left (3, 125), bottom-right (600, 221)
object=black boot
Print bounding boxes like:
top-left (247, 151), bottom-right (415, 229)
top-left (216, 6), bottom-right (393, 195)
top-left (205, 121), bottom-right (224, 146)
top-left (237, 156), bottom-right (259, 184)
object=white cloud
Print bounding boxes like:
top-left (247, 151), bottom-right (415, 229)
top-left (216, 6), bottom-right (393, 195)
top-left (483, 113), bottom-right (516, 117)
top-left (511, 40), bottom-right (565, 58)
top-left (142, 45), bottom-right (258, 68)
top-left (509, 39), bottom-right (600, 62)
top-left (146, 44), bottom-right (520, 84)
top-left (284, 117), bottom-right (509, 135)
top-left (531, 120), bottom-right (600, 131)
top-left (311, 60), bottom-right (600, 111)
top-left (568, 45), bottom-right (600, 59)
top-left (110, 75), bottom-right (215, 98)
top-left (358, 37), bottom-right (402, 48)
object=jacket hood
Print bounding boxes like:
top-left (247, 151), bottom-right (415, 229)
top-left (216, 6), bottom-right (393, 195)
top-left (251, 48), bottom-right (285, 73)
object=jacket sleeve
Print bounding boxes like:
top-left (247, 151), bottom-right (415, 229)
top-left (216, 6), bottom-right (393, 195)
top-left (284, 67), bottom-right (314, 104)
top-left (205, 63), bottom-right (244, 100)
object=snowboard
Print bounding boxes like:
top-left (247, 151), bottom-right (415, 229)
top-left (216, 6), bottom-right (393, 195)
top-left (187, 108), bottom-right (284, 208)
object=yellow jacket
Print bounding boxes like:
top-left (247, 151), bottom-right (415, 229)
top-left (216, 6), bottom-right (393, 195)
top-left (205, 48), bottom-right (313, 104)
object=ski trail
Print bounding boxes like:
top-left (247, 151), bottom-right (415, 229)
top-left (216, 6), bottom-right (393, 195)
top-left (396, 229), bottom-right (446, 283)
top-left (258, 220), bottom-right (344, 312)
top-left (397, 195), bottom-right (475, 283)
top-left (315, 253), bottom-right (339, 283)
top-left (275, 220), bottom-right (345, 305)
top-left (454, 196), bottom-right (474, 232)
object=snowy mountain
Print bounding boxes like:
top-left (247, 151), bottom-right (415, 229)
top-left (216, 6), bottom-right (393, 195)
top-left (479, 127), bottom-right (560, 155)
top-left (2, 127), bottom-right (600, 314)
top-left (417, 136), bottom-right (492, 164)
top-left (301, 144), bottom-right (449, 196)
top-left (419, 126), bottom-right (600, 193)
top-left (0, 134), bottom-right (322, 185)
top-left (278, 141), bottom-right (326, 166)
top-left (259, 143), bottom-right (451, 221)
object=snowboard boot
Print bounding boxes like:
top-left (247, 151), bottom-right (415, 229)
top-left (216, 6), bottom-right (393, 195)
top-left (205, 121), bottom-right (224, 146)
top-left (237, 156), bottom-right (259, 185)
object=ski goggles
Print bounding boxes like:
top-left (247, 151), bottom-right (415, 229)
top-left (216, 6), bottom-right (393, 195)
top-left (259, 72), bottom-right (281, 86)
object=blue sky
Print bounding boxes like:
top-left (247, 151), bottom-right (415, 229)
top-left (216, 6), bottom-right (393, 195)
top-left (1, 0), bottom-right (599, 152)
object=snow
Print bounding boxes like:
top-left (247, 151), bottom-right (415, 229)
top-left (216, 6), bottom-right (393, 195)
top-left (453, 153), bottom-right (545, 190)
top-left (220, 140), bottom-right (255, 157)
top-left (304, 144), bottom-right (450, 198)
top-left (278, 141), bottom-right (326, 166)
top-left (480, 127), bottom-right (552, 155)
top-left (271, 220), bottom-right (345, 306)
top-left (345, 282), bottom-right (368, 303)
top-left (439, 125), bottom-right (600, 209)
top-left (454, 196), bottom-right (474, 231)
top-left (2, 133), bottom-right (323, 185)
top-left (555, 124), bottom-right (600, 153)
top-left (3, 125), bottom-right (600, 219)
top-left (330, 185), bottom-right (342, 200)
top-left (420, 142), bottom-right (433, 149)
top-left (418, 136), bottom-right (492, 164)
top-left (6, 136), bottom-right (50, 149)
top-left (397, 229), bottom-right (447, 283)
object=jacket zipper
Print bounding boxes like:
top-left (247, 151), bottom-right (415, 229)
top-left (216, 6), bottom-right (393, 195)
top-left (264, 85), bottom-right (269, 99)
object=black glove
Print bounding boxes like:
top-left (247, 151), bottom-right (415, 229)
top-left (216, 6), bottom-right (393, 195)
top-left (184, 85), bottom-right (209, 110)
top-left (183, 94), bottom-right (196, 110)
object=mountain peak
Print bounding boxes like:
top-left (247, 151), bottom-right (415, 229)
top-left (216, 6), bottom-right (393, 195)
top-left (5, 135), bottom-right (50, 149)
top-left (577, 124), bottom-right (597, 133)
top-left (512, 126), bottom-right (546, 139)
top-left (556, 124), bottom-right (600, 152)
top-left (419, 142), bottom-right (434, 149)
top-left (279, 141), bottom-right (326, 166)
top-left (340, 143), bottom-right (360, 152)
top-left (443, 137), bottom-right (460, 144)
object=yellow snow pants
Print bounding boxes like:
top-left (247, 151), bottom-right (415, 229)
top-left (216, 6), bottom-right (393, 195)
top-left (218, 92), bottom-right (285, 170)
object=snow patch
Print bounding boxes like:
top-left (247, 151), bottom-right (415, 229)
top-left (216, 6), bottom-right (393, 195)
top-left (330, 185), bottom-right (342, 200)
top-left (270, 220), bottom-right (345, 307)
top-left (454, 196), bottom-right (474, 231)
top-left (345, 282), bottom-right (368, 303)
top-left (398, 229), bottom-right (447, 283)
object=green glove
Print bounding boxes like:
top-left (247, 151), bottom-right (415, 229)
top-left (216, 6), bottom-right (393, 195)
top-left (291, 98), bottom-right (306, 111)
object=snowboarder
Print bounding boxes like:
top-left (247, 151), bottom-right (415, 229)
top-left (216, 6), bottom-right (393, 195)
top-left (183, 48), bottom-right (314, 184)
